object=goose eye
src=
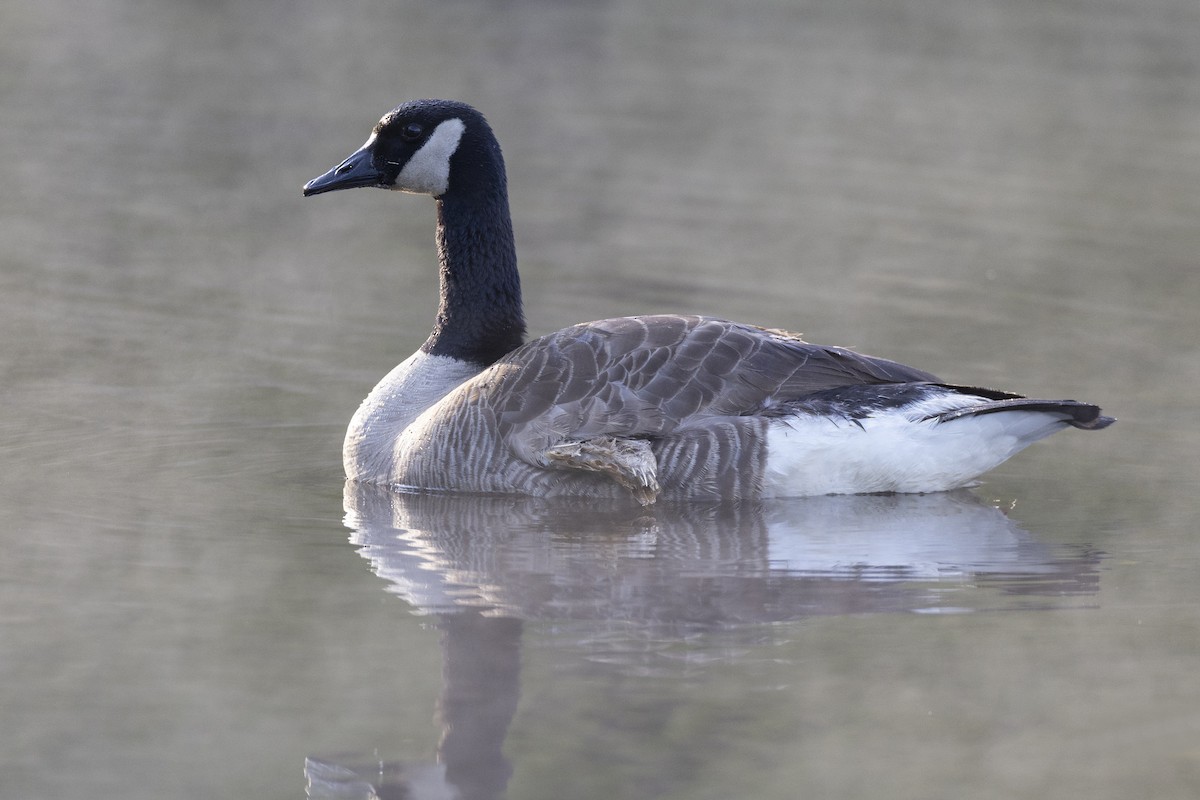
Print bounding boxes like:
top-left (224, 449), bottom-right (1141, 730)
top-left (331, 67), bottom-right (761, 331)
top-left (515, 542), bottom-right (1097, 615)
top-left (400, 123), bottom-right (424, 141)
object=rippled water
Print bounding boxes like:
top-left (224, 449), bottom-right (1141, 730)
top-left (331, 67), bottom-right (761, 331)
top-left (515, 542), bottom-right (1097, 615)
top-left (3, 0), bottom-right (1199, 798)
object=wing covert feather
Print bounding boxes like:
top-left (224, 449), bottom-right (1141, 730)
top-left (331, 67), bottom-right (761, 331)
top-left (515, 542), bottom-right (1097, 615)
top-left (486, 315), bottom-right (937, 447)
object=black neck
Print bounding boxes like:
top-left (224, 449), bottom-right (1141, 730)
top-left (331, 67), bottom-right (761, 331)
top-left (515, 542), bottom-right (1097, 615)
top-left (421, 188), bottom-right (526, 366)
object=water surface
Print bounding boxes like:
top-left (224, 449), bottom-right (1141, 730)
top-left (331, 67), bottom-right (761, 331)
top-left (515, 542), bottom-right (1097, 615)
top-left (2, 1), bottom-right (1198, 798)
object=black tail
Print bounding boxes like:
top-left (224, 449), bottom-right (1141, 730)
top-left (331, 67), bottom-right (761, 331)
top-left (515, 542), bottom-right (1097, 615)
top-left (927, 386), bottom-right (1115, 430)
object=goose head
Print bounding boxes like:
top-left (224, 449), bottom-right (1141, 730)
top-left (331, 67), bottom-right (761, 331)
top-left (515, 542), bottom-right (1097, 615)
top-left (302, 99), bottom-right (524, 369)
top-left (303, 99), bottom-right (504, 199)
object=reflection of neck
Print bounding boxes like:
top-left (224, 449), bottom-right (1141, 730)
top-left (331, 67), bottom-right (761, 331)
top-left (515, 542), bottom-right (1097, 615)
top-left (437, 611), bottom-right (523, 800)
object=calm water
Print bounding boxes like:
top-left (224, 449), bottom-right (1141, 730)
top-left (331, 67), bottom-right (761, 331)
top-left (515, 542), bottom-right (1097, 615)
top-left (3, 0), bottom-right (1199, 798)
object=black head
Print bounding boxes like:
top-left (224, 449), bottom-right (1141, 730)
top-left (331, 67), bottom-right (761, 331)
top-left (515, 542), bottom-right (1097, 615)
top-left (303, 100), bottom-right (504, 199)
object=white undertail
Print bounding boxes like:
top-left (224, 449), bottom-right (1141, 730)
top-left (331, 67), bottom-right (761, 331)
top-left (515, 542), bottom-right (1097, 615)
top-left (763, 395), bottom-right (1072, 496)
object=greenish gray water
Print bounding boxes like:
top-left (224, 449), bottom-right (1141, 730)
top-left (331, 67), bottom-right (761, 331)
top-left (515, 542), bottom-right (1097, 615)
top-left (2, 0), bottom-right (1198, 798)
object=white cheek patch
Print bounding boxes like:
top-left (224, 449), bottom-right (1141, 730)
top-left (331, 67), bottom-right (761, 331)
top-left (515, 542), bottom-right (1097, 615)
top-left (394, 118), bottom-right (466, 196)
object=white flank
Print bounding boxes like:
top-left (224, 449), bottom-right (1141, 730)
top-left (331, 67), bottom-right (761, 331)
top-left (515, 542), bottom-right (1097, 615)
top-left (763, 395), bottom-right (1070, 497)
top-left (394, 118), bottom-right (466, 196)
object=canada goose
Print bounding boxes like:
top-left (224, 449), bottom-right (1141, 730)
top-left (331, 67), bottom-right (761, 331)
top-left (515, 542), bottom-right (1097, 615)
top-left (303, 99), bottom-right (1112, 505)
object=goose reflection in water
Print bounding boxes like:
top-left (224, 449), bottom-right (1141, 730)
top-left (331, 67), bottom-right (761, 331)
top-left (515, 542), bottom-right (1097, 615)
top-left (306, 486), bottom-right (1101, 800)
